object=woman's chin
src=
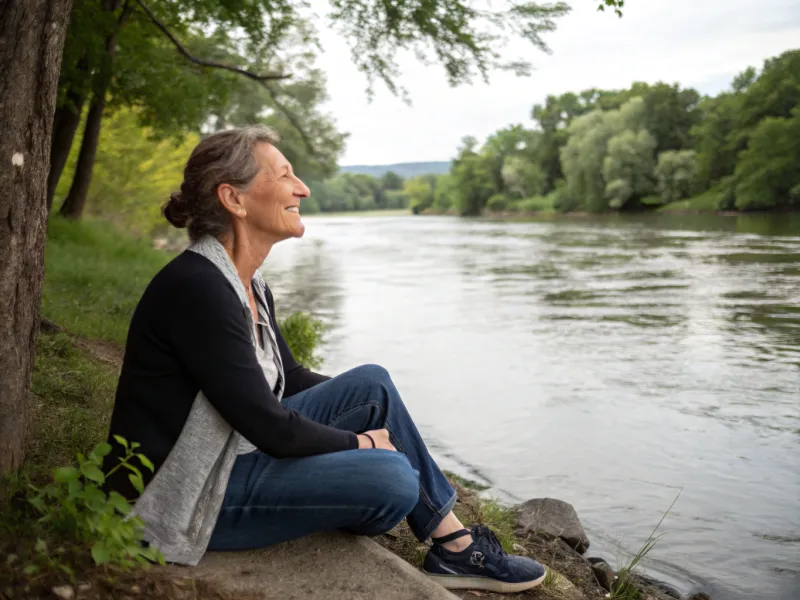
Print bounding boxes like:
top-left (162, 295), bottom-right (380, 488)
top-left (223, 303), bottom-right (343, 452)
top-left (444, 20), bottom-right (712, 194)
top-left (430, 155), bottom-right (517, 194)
top-left (289, 221), bottom-right (305, 238)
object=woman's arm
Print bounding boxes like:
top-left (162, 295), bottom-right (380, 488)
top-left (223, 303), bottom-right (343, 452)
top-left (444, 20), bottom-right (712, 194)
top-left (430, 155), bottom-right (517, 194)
top-left (168, 271), bottom-right (356, 457)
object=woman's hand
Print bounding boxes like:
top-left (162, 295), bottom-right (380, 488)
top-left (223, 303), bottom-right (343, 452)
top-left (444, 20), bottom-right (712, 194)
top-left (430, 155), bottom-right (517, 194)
top-left (357, 429), bottom-right (396, 451)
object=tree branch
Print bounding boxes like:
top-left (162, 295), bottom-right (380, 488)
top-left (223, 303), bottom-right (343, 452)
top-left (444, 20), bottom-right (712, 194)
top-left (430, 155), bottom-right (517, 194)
top-left (134, 0), bottom-right (314, 154)
top-left (134, 0), bottom-right (291, 82)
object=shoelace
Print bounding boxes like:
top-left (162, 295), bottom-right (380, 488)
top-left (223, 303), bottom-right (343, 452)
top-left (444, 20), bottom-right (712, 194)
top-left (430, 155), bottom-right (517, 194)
top-left (471, 524), bottom-right (507, 557)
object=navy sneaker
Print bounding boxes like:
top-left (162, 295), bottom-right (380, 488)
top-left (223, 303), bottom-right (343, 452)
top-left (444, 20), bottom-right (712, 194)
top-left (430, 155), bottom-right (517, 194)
top-left (423, 524), bottom-right (547, 593)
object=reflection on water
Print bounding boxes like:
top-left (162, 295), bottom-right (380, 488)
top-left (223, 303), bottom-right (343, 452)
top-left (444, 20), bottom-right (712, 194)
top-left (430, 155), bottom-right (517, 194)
top-left (262, 213), bottom-right (800, 600)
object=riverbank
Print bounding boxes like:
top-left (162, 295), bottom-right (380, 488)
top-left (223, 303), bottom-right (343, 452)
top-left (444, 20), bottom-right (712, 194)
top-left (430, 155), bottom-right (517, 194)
top-left (305, 208), bottom-right (410, 218)
top-left (428, 187), bottom-right (796, 220)
top-left (2, 218), bottom-right (714, 600)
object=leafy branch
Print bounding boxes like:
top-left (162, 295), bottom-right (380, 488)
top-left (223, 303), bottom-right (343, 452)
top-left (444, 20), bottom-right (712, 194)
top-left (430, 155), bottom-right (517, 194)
top-left (134, 0), bottom-right (289, 82)
top-left (598, 0), bottom-right (625, 18)
top-left (134, 0), bottom-right (315, 153)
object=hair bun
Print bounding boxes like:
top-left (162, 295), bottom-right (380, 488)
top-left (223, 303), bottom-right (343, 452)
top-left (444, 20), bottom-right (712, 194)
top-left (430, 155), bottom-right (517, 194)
top-left (163, 190), bottom-right (190, 228)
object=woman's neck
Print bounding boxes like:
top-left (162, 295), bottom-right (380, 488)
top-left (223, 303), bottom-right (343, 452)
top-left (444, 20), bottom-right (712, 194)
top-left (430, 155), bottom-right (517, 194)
top-left (222, 232), bottom-right (273, 293)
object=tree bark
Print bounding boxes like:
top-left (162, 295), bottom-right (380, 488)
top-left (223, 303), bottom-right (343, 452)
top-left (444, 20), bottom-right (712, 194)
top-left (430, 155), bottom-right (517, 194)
top-left (58, 90), bottom-right (105, 218)
top-left (58, 0), bottom-right (125, 219)
top-left (47, 86), bottom-right (85, 211)
top-left (0, 0), bottom-right (74, 474)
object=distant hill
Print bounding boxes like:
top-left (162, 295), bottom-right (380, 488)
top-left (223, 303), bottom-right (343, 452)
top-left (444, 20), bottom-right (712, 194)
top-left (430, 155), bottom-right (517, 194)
top-left (339, 161), bottom-right (451, 179)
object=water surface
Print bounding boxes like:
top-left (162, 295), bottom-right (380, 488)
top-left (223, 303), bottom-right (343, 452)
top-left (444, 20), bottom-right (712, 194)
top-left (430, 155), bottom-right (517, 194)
top-left (263, 213), bottom-right (800, 600)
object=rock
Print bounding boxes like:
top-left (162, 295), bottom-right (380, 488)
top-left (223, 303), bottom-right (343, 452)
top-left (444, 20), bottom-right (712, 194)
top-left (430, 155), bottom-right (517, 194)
top-left (522, 534), bottom-right (598, 599)
top-left (631, 574), bottom-right (681, 599)
top-left (51, 585), bottom-right (74, 600)
top-left (686, 594), bottom-right (712, 600)
top-left (164, 531), bottom-right (459, 600)
top-left (76, 583), bottom-right (91, 593)
top-left (516, 498), bottom-right (591, 554)
top-left (589, 560), bottom-right (615, 592)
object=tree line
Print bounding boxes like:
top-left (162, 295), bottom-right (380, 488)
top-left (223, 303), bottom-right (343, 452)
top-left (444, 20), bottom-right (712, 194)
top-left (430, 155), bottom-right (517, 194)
top-left (400, 49), bottom-right (800, 216)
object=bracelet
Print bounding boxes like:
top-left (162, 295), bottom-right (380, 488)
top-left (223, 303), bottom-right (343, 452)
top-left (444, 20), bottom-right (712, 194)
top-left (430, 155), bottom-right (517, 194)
top-left (362, 433), bottom-right (376, 448)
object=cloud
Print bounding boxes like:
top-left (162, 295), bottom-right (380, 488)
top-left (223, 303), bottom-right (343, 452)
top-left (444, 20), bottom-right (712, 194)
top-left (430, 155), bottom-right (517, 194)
top-left (312, 0), bottom-right (800, 165)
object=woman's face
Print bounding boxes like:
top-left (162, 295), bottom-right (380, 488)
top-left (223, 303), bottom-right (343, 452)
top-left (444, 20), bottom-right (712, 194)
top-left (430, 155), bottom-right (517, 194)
top-left (239, 142), bottom-right (310, 242)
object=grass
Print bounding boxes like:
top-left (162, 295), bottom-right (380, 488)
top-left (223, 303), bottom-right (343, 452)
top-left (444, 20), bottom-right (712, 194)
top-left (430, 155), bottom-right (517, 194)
top-left (609, 493), bottom-right (681, 600)
top-left (27, 332), bottom-right (119, 479)
top-left (42, 217), bottom-right (172, 344)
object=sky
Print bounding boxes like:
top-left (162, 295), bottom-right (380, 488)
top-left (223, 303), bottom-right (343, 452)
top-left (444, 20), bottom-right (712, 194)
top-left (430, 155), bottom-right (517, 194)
top-left (310, 0), bottom-right (800, 166)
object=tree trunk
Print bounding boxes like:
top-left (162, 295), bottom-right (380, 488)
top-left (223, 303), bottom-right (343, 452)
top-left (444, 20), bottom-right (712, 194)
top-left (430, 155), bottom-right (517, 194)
top-left (0, 0), bottom-right (73, 474)
top-left (58, 0), bottom-right (124, 219)
top-left (58, 90), bottom-right (105, 218)
top-left (47, 87), bottom-right (85, 211)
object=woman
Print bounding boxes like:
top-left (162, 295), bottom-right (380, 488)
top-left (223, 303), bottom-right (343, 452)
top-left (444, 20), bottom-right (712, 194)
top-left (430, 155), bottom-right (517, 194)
top-left (103, 125), bottom-right (545, 593)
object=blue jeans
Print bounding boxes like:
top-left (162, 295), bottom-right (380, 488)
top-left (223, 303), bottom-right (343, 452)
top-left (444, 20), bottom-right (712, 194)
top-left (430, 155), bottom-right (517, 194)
top-left (208, 364), bottom-right (457, 551)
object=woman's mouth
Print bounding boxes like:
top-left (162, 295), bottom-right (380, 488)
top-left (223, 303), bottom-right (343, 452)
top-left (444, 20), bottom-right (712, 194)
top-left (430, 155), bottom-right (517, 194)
top-left (286, 206), bottom-right (300, 213)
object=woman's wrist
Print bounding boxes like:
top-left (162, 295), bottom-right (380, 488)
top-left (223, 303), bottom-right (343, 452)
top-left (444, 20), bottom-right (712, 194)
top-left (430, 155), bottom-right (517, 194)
top-left (357, 433), bottom-right (376, 449)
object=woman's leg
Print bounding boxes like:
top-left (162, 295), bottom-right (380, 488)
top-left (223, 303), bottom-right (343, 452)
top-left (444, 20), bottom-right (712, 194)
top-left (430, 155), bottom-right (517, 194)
top-left (209, 447), bottom-right (420, 550)
top-left (279, 364), bottom-right (459, 542)
top-left (212, 363), bottom-right (546, 593)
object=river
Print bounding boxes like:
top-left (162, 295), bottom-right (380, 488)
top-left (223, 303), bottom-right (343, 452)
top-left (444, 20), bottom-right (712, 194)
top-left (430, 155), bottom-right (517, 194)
top-left (261, 212), bottom-right (800, 600)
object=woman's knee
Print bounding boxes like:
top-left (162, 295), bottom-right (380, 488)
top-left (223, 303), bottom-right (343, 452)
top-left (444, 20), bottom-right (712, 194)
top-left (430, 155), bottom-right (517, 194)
top-left (348, 364), bottom-right (393, 387)
top-left (359, 452), bottom-right (419, 530)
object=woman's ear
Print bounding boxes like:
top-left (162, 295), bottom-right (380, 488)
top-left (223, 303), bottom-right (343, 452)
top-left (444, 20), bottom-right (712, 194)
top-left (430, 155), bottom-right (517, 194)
top-left (217, 183), bottom-right (246, 218)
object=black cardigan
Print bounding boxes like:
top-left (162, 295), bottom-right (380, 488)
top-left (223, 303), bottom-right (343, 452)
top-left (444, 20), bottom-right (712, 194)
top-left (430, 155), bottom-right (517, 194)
top-left (103, 250), bottom-right (357, 498)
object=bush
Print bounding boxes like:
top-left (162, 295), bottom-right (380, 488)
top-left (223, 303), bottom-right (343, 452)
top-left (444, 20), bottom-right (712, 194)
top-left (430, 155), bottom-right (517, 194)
top-left (279, 312), bottom-right (327, 370)
top-left (486, 194), bottom-right (508, 212)
top-left (10, 438), bottom-right (163, 581)
top-left (551, 184), bottom-right (581, 213)
top-left (516, 196), bottom-right (552, 212)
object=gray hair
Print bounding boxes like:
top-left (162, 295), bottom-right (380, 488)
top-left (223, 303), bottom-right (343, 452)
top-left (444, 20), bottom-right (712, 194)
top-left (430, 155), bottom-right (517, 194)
top-left (164, 125), bottom-right (280, 241)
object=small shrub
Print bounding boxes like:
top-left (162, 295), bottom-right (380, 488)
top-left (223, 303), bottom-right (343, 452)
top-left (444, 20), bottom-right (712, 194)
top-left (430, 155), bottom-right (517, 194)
top-left (486, 194), bottom-right (508, 212)
top-left (517, 196), bottom-right (552, 212)
top-left (279, 312), bottom-right (327, 370)
top-left (16, 438), bottom-right (163, 580)
top-left (553, 187), bottom-right (581, 213)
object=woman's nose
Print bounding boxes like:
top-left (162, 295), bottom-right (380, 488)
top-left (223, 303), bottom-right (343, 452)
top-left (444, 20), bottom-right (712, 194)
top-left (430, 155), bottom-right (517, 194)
top-left (295, 177), bottom-right (310, 198)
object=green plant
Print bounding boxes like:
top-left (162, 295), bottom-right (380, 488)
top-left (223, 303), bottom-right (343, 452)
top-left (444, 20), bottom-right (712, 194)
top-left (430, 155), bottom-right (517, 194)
top-left (486, 193), bottom-right (509, 212)
top-left (610, 492), bottom-right (681, 599)
top-left (279, 312), bottom-right (328, 370)
top-left (25, 437), bottom-right (164, 575)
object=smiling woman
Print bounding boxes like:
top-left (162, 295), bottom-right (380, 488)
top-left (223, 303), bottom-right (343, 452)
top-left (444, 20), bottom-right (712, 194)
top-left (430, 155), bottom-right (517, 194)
top-left (102, 125), bottom-right (549, 593)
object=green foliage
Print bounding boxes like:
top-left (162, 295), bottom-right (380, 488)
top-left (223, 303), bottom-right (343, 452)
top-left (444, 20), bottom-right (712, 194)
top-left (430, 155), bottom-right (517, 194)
top-left (603, 128), bottom-right (657, 209)
top-left (308, 171), bottom-right (410, 214)
top-left (279, 313), bottom-right (327, 370)
top-left (380, 171), bottom-right (404, 191)
top-left (597, 0), bottom-right (625, 17)
top-left (22, 439), bottom-right (163, 577)
top-left (451, 137), bottom-right (494, 216)
top-left (691, 49), bottom-right (800, 209)
top-left (502, 155), bottom-right (546, 199)
top-left (56, 107), bottom-right (199, 234)
top-left (515, 194), bottom-right (554, 212)
top-left (730, 107), bottom-right (800, 211)
top-left (384, 189), bottom-right (410, 210)
top-left (404, 176), bottom-right (437, 214)
top-left (433, 49), bottom-right (797, 217)
top-left (655, 150), bottom-right (697, 204)
top-left (432, 174), bottom-right (455, 212)
top-left (486, 194), bottom-right (509, 212)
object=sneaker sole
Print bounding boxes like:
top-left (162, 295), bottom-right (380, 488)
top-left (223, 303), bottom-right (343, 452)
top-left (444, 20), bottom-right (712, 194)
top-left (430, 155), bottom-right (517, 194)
top-left (422, 571), bottom-right (546, 593)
